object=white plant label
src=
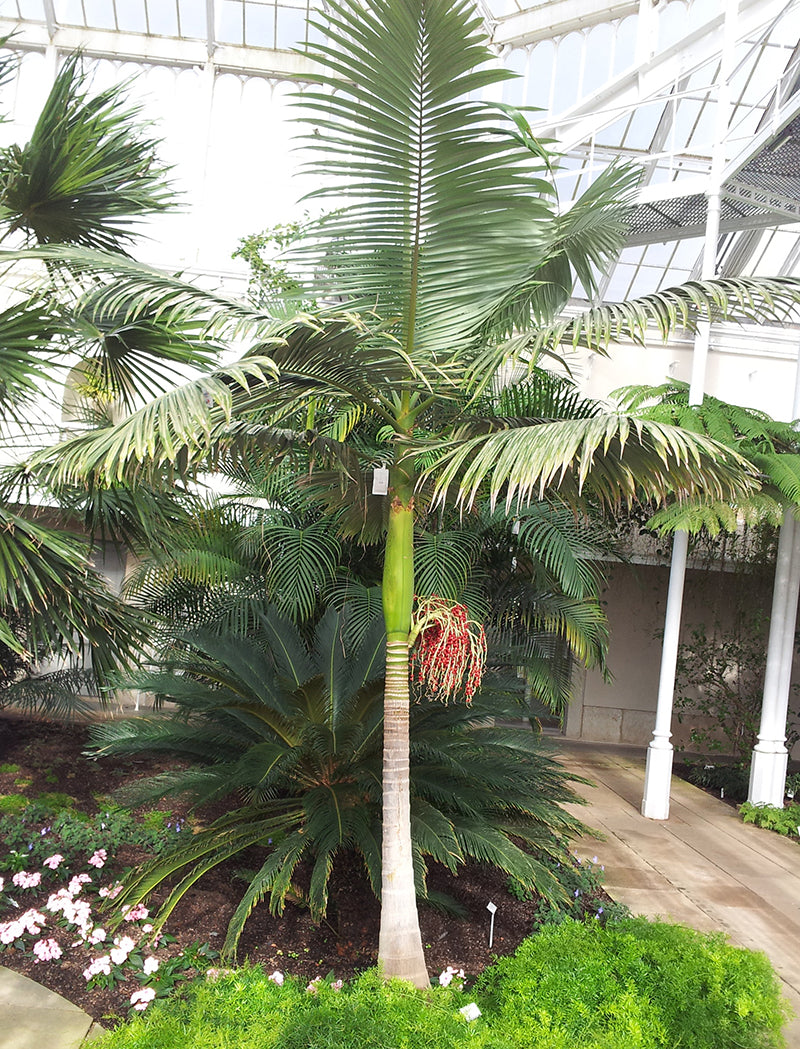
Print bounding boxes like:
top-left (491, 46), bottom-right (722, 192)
top-left (371, 466), bottom-right (389, 495)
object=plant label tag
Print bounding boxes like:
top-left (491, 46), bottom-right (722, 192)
top-left (486, 901), bottom-right (497, 914)
top-left (372, 467), bottom-right (389, 495)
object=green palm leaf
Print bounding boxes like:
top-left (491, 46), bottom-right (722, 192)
top-left (0, 505), bottom-right (146, 680)
top-left (0, 52), bottom-right (172, 252)
top-left (427, 414), bottom-right (757, 512)
top-left (294, 0), bottom-right (559, 361)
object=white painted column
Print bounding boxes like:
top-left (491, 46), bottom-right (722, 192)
top-left (641, 529), bottom-right (689, 819)
top-left (749, 345), bottom-right (800, 806)
top-left (641, 317), bottom-right (713, 820)
top-left (641, 3), bottom-right (738, 820)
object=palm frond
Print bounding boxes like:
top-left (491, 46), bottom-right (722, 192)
top-left (0, 506), bottom-right (147, 680)
top-left (426, 414), bottom-right (758, 512)
top-left (413, 529), bottom-right (481, 600)
top-left (0, 668), bottom-right (96, 719)
top-left (1, 52), bottom-right (172, 252)
top-left (529, 277), bottom-right (800, 359)
top-left (292, 0), bottom-right (561, 363)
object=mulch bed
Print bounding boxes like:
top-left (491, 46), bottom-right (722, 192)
top-left (0, 711), bottom-right (604, 1027)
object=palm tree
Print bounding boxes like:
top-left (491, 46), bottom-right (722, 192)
top-left (0, 51), bottom-right (214, 690)
top-left (18, 0), bottom-right (800, 984)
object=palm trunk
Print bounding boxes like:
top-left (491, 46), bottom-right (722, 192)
top-left (378, 487), bottom-right (429, 987)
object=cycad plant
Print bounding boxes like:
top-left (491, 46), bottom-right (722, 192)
top-left (18, 0), bottom-right (800, 984)
top-left (90, 604), bottom-right (585, 958)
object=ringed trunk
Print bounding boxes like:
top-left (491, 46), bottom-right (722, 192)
top-left (378, 490), bottom-right (429, 988)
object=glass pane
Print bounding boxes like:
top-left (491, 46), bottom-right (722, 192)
top-left (177, 0), bottom-right (206, 37)
top-left (582, 25), bottom-right (613, 99)
top-left (0, 1), bottom-right (21, 16)
top-left (275, 5), bottom-right (306, 50)
top-left (613, 15), bottom-right (637, 77)
top-left (146, 0), bottom-right (178, 35)
top-left (218, 0), bottom-right (245, 44)
top-left (84, 0), bottom-right (116, 30)
top-left (245, 2), bottom-right (275, 47)
top-left (17, 0), bottom-right (44, 19)
top-left (53, 0), bottom-right (86, 25)
top-left (526, 41), bottom-right (553, 112)
top-left (551, 32), bottom-right (581, 113)
top-left (115, 0), bottom-right (147, 33)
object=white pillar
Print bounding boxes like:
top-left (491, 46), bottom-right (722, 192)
top-left (749, 342), bottom-right (800, 806)
top-left (641, 3), bottom-right (739, 820)
top-left (641, 530), bottom-right (689, 819)
top-left (748, 513), bottom-right (799, 805)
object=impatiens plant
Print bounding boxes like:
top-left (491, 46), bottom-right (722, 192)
top-left (0, 837), bottom-right (218, 1014)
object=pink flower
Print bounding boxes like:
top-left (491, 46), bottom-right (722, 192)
top-left (306, 978), bottom-right (322, 994)
top-left (88, 849), bottom-right (107, 869)
top-left (83, 955), bottom-right (112, 981)
top-left (21, 910), bottom-right (47, 934)
top-left (142, 923), bottom-right (154, 933)
top-left (269, 970), bottom-right (284, 986)
top-left (438, 965), bottom-right (465, 988)
top-left (99, 882), bottom-right (123, 900)
top-left (46, 889), bottom-right (73, 913)
top-left (142, 956), bottom-right (159, 975)
top-left (43, 854), bottom-right (64, 870)
top-left (68, 873), bottom-right (92, 895)
top-left (0, 876), bottom-right (4, 891)
top-left (32, 938), bottom-right (62, 963)
top-left (110, 935), bottom-right (137, 965)
top-left (122, 903), bottom-right (149, 922)
top-left (88, 927), bottom-right (106, 945)
top-left (331, 979), bottom-right (343, 991)
top-left (12, 871), bottom-right (41, 889)
top-left (130, 987), bottom-right (156, 1011)
top-left (0, 921), bottom-right (23, 944)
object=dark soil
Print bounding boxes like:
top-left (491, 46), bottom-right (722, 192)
top-left (0, 712), bottom-right (605, 1028)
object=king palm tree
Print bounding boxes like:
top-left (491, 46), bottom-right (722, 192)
top-left (17, 0), bottom-right (800, 984)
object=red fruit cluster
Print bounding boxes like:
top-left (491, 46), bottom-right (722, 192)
top-left (410, 595), bottom-right (487, 703)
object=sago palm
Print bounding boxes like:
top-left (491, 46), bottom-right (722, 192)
top-left (19, 0), bottom-right (800, 984)
top-left (89, 604), bottom-right (587, 959)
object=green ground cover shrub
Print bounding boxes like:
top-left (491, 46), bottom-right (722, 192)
top-left (740, 801), bottom-right (800, 837)
top-left (688, 762), bottom-right (750, 803)
top-left (93, 967), bottom-right (492, 1049)
top-left (90, 920), bottom-right (788, 1049)
top-left (478, 918), bottom-right (788, 1049)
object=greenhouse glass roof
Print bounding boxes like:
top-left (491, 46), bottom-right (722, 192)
top-left (2, 0), bottom-right (800, 297)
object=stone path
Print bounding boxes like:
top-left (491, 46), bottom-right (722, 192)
top-left (558, 740), bottom-right (800, 1044)
top-left (0, 966), bottom-right (96, 1049)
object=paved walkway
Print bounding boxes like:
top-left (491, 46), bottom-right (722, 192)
top-left (2, 740), bottom-right (800, 1046)
top-left (0, 966), bottom-right (96, 1049)
top-left (558, 740), bottom-right (800, 1044)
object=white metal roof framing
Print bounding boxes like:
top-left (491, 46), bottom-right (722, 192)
top-left (3, 0), bottom-right (800, 298)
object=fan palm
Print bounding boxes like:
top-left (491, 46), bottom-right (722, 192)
top-left (18, 0), bottom-right (800, 984)
top-left (89, 604), bottom-right (587, 958)
top-left (0, 52), bottom-right (215, 685)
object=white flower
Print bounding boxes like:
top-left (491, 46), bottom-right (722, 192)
top-left (143, 956), bottom-right (159, 975)
top-left (269, 970), bottom-right (284, 985)
top-left (130, 987), bottom-right (156, 1011)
